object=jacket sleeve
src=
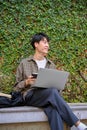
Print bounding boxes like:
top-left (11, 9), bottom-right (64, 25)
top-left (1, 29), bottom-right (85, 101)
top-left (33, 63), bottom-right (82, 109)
top-left (14, 62), bottom-right (26, 92)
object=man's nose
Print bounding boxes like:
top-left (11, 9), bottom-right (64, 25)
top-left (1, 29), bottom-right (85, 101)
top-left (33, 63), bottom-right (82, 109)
top-left (46, 42), bottom-right (49, 47)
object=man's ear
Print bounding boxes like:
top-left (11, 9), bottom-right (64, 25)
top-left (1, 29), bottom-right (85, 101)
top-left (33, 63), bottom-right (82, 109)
top-left (34, 42), bottom-right (39, 48)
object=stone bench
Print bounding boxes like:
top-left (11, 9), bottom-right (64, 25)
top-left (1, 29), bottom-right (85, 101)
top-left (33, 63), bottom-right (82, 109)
top-left (0, 103), bottom-right (87, 130)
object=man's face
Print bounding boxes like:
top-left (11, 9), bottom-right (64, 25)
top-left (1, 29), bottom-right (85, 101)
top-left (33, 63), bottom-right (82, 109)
top-left (35, 38), bottom-right (49, 56)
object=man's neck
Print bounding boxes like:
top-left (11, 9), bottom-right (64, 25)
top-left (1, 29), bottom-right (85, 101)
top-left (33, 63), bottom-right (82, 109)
top-left (34, 53), bottom-right (45, 61)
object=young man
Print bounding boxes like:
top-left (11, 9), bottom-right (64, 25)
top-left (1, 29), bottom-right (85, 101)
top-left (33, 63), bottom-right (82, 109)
top-left (14, 32), bottom-right (87, 130)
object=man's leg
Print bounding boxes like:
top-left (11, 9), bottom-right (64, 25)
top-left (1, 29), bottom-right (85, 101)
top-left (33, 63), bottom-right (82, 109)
top-left (25, 88), bottom-right (79, 127)
top-left (44, 106), bottom-right (64, 130)
top-left (25, 88), bottom-right (64, 130)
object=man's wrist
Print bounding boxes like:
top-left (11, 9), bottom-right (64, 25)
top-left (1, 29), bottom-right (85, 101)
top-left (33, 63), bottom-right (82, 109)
top-left (25, 79), bottom-right (30, 87)
top-left (25, 79), bottom-right (28, 87)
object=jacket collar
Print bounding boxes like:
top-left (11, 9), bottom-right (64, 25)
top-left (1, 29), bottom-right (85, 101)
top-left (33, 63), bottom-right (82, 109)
top-left (27, 55), bottom-right (52, 64)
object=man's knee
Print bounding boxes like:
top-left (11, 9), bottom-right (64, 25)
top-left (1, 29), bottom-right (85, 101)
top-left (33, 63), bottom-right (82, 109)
top-left (48, 88), bottom-right (59, 96)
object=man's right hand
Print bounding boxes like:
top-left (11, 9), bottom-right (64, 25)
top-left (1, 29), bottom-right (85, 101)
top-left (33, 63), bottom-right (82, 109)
top-left (25, 76), bottom-right (36, 86)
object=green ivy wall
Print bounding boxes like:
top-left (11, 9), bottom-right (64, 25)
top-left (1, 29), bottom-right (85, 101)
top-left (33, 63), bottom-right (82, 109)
top-left (0, 0), bottom-right (87, 102)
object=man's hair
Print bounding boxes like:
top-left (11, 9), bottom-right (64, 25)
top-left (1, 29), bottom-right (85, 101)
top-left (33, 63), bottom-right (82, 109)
top-left (30, 32), bottom-right (50, 49)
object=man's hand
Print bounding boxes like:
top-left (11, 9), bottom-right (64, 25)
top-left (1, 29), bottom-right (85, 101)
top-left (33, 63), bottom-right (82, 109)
top-left (25, 76), bottom-right (36, 86)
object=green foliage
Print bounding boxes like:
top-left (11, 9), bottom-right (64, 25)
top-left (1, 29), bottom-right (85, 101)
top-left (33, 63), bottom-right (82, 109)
top-left (0, 0), bottom-right (87, 102)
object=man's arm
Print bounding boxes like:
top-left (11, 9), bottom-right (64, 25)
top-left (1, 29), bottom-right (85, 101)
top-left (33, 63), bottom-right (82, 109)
top-left (14, 61), bottom-right (36, 92)
top-left (14, 62), bottom-right (27, 91)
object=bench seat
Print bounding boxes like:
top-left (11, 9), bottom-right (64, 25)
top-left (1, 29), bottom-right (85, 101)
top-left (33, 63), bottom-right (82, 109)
top-left (0, 103), bottom-right (87, 130)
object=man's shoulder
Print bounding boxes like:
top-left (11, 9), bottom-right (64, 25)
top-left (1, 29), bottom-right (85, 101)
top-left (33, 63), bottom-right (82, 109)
top-left (46, 58), bottom-right (56, 69)
top-left (20, 55), bottom-right (33, 63)
top-left (46, 58), bottom-right (55, 65)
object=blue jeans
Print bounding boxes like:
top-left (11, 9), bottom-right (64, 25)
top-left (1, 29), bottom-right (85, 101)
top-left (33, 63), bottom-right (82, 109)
top-left (25, 88), bottom-right (79, 130)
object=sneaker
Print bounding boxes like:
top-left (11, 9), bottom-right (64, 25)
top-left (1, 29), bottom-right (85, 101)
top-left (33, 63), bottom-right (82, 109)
top-left (77, 122), bottom-right (87, 130)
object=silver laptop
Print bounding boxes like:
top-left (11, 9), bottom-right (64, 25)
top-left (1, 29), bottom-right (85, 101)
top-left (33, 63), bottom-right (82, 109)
top-left (31, 68), bottom-right (69, 90)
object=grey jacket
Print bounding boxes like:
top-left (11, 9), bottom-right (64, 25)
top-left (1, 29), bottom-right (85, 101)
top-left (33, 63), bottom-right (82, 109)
top-left (14, 55), bottom-right (56, 96)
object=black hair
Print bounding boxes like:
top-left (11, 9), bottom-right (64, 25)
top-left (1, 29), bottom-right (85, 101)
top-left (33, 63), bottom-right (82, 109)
top-left (30, 32), bottom-right (50, 49)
